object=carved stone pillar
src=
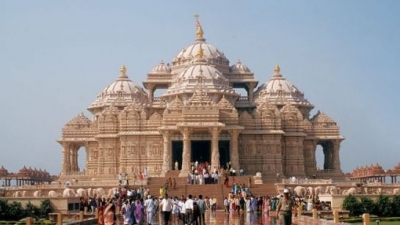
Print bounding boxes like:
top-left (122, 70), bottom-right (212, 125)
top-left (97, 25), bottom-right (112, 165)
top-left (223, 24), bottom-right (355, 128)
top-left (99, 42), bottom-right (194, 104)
top-left (160, 131), bottom-right (171, 177)
top-left (210, 127), bottom-right (221, 170)
top-left (147, 84), bottom-right (155, 102)
top-left (332, 140), bottom-right (342, 172)
top-left (229, 130), bottom-right (240, 171)
top-left (61, 143), bottom-right (70, 175)
top-left (70, 145), bottom-right (79, 172)
top-left (248, 83), bottom-right (255, 102)
top-left (179, 128), bottom-right (192, 177)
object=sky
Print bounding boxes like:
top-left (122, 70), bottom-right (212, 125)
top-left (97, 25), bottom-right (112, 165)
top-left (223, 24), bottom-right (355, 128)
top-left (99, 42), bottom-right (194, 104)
top-left (0, 1), bottom-right (399, 176)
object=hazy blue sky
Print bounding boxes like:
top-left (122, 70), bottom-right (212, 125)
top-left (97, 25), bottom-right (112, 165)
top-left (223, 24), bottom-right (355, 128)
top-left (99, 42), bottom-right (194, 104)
top-left (1, 1), bottom-right (399, 176)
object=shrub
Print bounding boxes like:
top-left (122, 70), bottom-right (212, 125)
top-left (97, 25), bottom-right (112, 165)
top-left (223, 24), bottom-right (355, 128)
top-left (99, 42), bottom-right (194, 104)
top-left (0, 199), bottom-right (9, 219)
top-left (392, 195), bottom-right (400, 217)
top-left (359, 196), bottom-right (375, 214)
top-left (8, 201), bottom-right (24, 220)
top-left (374, 195), bottom-right (393, 217)
top-left (25, 201), bottom-right (39, 218)
top-left (342, 194), bottom-right (362, 216)
top-left (38, 199), bottom-right (52, 218)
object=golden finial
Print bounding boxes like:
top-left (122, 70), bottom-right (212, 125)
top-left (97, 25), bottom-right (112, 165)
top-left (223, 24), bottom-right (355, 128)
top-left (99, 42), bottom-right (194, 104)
top-left (119, 65), bottom-right (126, 75)
top-left (274, 64), bottom-right (280, 73)
top-left (120, 65), bottom-right (127, 78)
top-left (273, 64), bottom-right (282, 78)
top-left (194, 14), bottom-right (204, 39)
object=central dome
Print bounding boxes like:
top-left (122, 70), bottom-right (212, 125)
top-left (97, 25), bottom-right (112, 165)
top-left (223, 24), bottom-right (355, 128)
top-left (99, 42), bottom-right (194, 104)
top-left (163, 50), bottom-right (237, 102)
top-left (171, 24), bottom-right (230, 74)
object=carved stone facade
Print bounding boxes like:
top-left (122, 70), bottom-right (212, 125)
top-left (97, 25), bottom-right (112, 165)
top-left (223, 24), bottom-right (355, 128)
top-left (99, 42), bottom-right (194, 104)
top-left (58, 21), bottom-right (344, 181)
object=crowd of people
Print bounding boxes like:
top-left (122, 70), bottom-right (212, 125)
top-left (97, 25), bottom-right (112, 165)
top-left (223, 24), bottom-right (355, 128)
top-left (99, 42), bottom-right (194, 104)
top-left (184, 161), bottom-right (247, 186)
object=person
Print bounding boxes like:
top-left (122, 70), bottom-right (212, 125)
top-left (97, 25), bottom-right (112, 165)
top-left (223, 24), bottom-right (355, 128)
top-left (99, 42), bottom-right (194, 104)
top-left (89, 197), bottom-right (97, 215)
top-left (211, 196), bottom-right (217, 211)
top-left (104, 199), bottom-right (116, 225)
top-left (144, 195), bottom-right (155, 225)
top-left (97, 198), bottom-right (105, 225)
top-left (239, 168), bottom-right (244, 176)
top-left (276, 189), bottom-right (296, 225)
top-left (276, 172), bottom-right (280, 182)
top-left (184, 195), bottom-right (194, 224)
top-left (197, 195), bottom-right (206, 225)
top-left (175, 161), bottom-right (179, 170)
top-left (160, 194), bottom-right (173, 225)
top-left (223, 197), bottom-right (229, 213)
top-left (79, 197), bottom-right (87, 213)
top-left (192, 202), bottom-right (200, 225)
top-left (121, 199), bottom-right (132, 225)
top-left (178, 197), bottom-right (186, 224)
top-left (134, 198), bottom-right (144, 225)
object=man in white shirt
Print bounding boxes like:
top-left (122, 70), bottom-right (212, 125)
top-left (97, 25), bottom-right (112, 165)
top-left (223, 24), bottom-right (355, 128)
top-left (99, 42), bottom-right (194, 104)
top-left (160, 194), bottom-right (173, 225)
top-left (184, 195), bottom-right (194, 224)
top-left (144, 195), bottom-right (155, 225)
top-left (179, 198), bottom-right (186, 224)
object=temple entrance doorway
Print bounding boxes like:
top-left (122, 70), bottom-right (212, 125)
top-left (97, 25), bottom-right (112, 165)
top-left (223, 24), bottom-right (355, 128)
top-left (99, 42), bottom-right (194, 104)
top-left (191, 141), bottom-right (211, 164)
top-left (219, 141), bottom-right (230, 169)
top-left (172, 141), bottom-right (183, 170)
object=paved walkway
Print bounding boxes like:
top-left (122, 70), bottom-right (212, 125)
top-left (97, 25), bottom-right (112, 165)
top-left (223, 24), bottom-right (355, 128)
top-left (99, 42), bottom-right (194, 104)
top-left (117, 210), bottom-right (280, 225)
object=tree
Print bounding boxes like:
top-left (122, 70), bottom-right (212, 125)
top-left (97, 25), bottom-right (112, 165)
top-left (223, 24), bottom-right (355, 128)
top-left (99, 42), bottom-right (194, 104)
top-left (0, 199), bottom-right (10, 219)
top-left (391, 195), bottom-right (400, 217)
top-left (25, 201), bottom-right (39, 218)
top-left (342, 194), bottom-right (362, 216)
top-left (360, 196), bottom-right (375, 214)
top-left (8, 201), bottom-right (24, 220)
top-left (374, 195), bottom-right (393, 217)
top-left (38, 199), bottom-right (52, 218)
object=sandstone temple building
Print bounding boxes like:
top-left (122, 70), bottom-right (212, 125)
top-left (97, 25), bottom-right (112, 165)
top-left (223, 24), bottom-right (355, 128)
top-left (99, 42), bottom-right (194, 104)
top-left (58, 20), bottom-right (344, 182)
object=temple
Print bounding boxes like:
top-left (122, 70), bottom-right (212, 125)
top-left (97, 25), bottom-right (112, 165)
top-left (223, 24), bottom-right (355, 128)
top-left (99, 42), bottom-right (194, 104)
top-left (57, 19), bottom-right (345, 182)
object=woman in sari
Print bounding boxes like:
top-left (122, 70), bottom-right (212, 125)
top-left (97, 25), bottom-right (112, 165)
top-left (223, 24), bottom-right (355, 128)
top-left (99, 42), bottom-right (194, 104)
top-left (104, 200), bottom-right (116, 225)
top-left (134, 198), bottom-right (144, 225)
top-left (97, 198), bottom-right (105, 225)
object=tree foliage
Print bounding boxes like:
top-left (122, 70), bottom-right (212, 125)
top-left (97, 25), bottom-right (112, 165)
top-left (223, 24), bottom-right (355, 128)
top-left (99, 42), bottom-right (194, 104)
top-left (8, 201), bottom-right (24, 220)
top-left (0, 199), bottom-right (10, 219)
top-left (374, 195), bottom-right (392, 217)
top-left (342, 195), bottom-right (362, 216)
top-left (38, 199), bottom-right (52, 218)
top-left (360, 196), bottom-right (375, 214)
top-left (0, 199), bottom-right (53, 220)
top-left (392, 195), bottom-right (400, 217)
top-left (25, 201), bottom-right (39, 218)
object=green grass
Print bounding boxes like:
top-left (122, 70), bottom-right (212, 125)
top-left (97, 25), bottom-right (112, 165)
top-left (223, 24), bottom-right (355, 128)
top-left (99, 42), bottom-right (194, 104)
top-left (342, 217), bottom-right (400, 224)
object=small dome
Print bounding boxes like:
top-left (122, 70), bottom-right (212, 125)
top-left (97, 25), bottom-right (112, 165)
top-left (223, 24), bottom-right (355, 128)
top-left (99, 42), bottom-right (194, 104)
top-left (230, 60), bottom-right (251, 73)
top-left (150, 61), bottom-right (171, 74)
top-left (254, 65), bottom-right (312, 108)
top-left (88, 66), bottom-right (148, 112)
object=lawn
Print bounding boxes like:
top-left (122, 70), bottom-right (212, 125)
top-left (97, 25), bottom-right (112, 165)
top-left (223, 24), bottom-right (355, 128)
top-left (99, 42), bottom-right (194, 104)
top-left (351, 220), bottom-right (400, 225)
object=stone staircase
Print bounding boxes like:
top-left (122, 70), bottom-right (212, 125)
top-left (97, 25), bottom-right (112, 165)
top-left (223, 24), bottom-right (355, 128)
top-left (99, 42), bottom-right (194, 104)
top-left (144, 174), bottom-right (278, 209)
